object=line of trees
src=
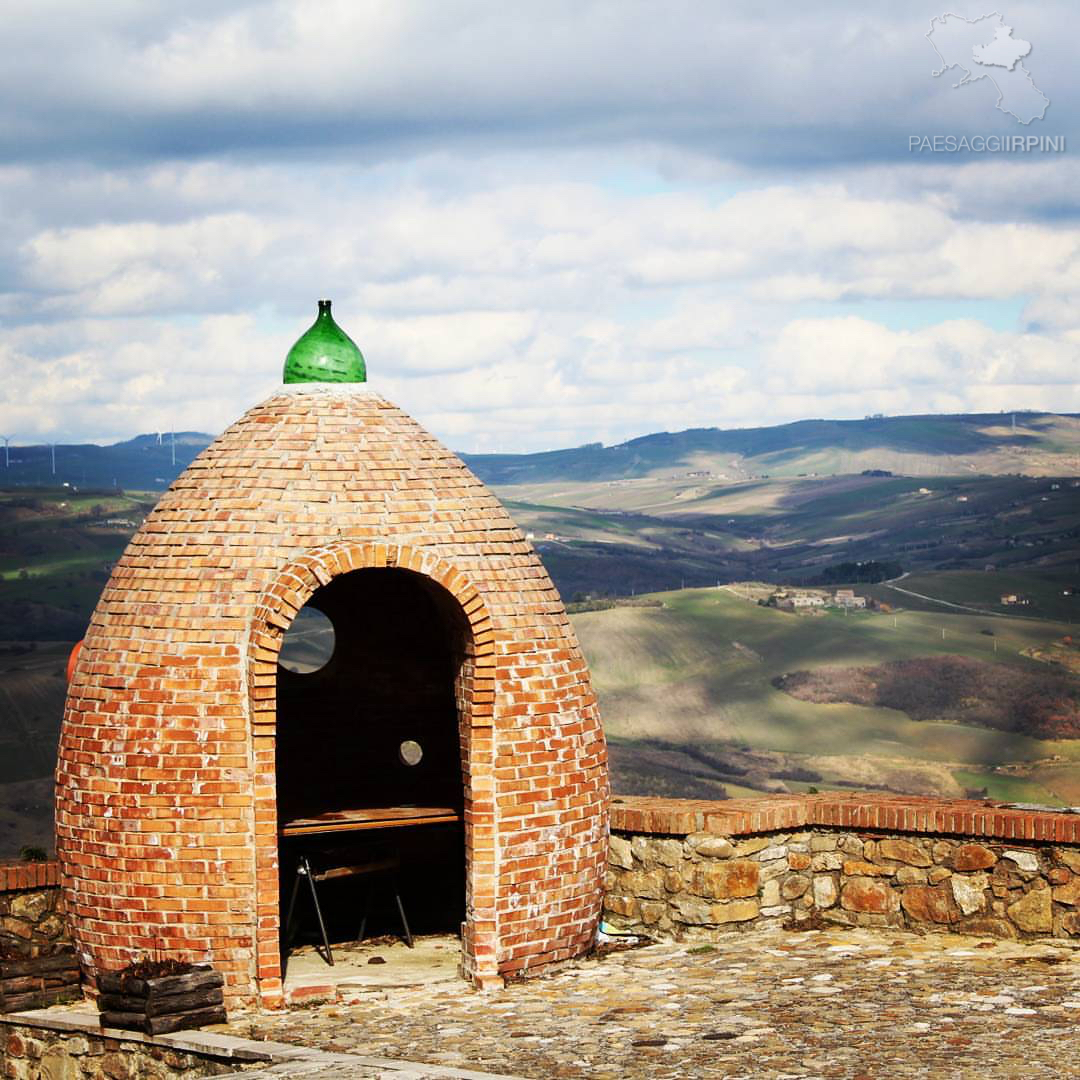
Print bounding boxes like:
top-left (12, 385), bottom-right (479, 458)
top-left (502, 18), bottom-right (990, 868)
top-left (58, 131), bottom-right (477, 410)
top-left (816, 560), bottom-right (903, 584)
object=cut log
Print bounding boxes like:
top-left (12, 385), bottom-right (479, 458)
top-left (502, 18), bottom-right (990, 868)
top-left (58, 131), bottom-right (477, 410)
top-left (99, 986), bottom-right (225, 1017)
top-left (146, 1005), bottom-right (228, 1035)
top-left (0, 951), bottom-right (78, 979)
top-left (100, 1004), bottom-right (228, 1036)
top-left (100, 1009), bottom-right (147, 1030)
top-left (42, 971), bottom-right (81, 989)
top-left (97, 966), bottom-right (221, 998)
top-left (0, 991), bottom-right (45, 1012)
top-left (0, 976), bottom-right (42, 995)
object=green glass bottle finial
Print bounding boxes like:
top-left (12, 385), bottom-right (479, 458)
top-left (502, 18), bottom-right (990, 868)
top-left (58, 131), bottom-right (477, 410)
top-left (283, 299), bottom-right (366, 383)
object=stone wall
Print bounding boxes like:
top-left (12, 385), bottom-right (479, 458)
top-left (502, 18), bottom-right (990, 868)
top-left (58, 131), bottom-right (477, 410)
top-left (604, 794), bottom-right (1080, 942)
top-left (1, 1025), bottom-right (237, 1079)
top-left (0, 862), bottom-right (69, 958)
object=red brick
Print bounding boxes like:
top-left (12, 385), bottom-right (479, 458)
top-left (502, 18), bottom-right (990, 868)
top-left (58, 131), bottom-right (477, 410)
top-left (57, 386), bottom-right (608, 1010)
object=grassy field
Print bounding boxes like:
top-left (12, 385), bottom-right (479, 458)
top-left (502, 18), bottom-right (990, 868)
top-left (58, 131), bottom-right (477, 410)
top-left (496, 471), bottom-right (1080, 598)
top-left (572, 585), bottom-right (1080, 805)
top-left (0, 642), bottom-right (69, 782)
top-left (870, 568), bottom-right (1080, 623)
top-left (0, 473), bottom-right (1076, 854)
top-left (0, 488), bottom-right (156, 639)
top-left (950, 769), bottom-right (1065, 805)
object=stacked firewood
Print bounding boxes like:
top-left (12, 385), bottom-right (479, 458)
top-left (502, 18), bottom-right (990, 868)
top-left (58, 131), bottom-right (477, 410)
top-left (0, 948), bottom-right (81, 1012)
top-left (97, 965), bottom-right (226, 1035)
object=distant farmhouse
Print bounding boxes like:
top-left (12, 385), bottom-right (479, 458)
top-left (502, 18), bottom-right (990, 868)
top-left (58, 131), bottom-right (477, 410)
top-left (770, 589), bottom-right (826, 610)
top-left (834, 589), bottom-right (867, 609)
top-left (767, 587), bottom-right (869, 612)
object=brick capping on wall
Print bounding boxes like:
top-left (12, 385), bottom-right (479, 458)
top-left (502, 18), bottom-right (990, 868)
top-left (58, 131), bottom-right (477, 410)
top-left (0, 861), bottom-right (71, 961)
top-left (0, 862), bottom-right (59, 893)
top-left (610, 793), bottom-right (1080, 844)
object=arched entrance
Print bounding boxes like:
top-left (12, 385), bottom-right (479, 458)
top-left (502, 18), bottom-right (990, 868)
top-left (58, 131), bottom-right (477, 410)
top-left (276, 567), bottom-right (468, 951)
top-left (248, 542), bottom-right (498, 1005)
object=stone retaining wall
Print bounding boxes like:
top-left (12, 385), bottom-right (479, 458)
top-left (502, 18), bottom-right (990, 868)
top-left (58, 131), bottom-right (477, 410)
top-left (1, 1024), bottom-right (237, 1079)
top-left (604, 794), bottom-right (1080, 942)
top-left (0, 862), bottom-right (69, 958)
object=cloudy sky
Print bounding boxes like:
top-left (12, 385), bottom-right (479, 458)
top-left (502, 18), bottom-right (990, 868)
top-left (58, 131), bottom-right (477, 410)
top-left (1, 2), bottom-right (1078, 452)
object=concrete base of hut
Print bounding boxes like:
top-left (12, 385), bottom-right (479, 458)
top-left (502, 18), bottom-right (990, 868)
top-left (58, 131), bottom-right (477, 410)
top-left (281, 933), bottom-right (463, 1006)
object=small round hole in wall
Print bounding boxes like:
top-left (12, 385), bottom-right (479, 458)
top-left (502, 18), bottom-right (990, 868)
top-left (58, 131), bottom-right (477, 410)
top-left (399, 740), bottom-right (423, 767)
top-left (279, 606), bottom-right (335, 674)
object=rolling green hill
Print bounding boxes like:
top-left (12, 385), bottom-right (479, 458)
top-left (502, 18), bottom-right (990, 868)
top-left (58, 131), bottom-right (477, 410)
top-left (1, 573), bottom-right (1077, 856)
top-left (3, 411), bottom-right (1077, 494)
top-left (506, 471), bottom-right (1080, 600)
top-left (0, 488), bottom-right (159, 639)
top-left (0, 642), bottom-right (69, 782)
top-left (465, 411), bottom-right (1080, 485)
top-left (574, 585), bottom-right (1080, 807)
top-left (0, 433), bottom-right (209, 490)
top-left (0, 408), bottom-right (1077, 854)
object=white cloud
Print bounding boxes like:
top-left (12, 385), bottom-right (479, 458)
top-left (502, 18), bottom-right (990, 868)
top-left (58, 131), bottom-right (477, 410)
top-left (764, 316), bottom-right (1080, 408)
top-left (0, 3), bottom-right (1078, 452)
top-left (4, 164), bottom-right (1080, 449)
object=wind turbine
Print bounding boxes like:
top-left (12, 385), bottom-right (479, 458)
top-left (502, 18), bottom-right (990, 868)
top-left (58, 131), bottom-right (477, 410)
top-left (0, 436), bottom-right (11, 468)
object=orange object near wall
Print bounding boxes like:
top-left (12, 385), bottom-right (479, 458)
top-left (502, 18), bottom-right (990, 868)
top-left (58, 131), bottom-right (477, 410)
top-left (65, 640), bottom-right (82, 684)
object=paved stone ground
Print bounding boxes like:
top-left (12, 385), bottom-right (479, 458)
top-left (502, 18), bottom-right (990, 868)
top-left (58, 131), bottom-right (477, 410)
top-left (240, 928), bottom-right (1080, 1079)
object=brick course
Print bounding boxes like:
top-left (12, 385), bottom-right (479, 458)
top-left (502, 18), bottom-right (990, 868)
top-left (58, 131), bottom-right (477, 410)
top-left (0, 862), bottom-right (57, 893)
top-left (610, 793), bottom-right (1080, 842)
top-left (57, 385), bottom-right (609, 1008)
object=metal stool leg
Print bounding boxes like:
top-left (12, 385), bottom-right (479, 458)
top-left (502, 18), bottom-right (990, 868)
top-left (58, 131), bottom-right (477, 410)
top-left (357, 884), bottom-right (371, 944)
top-left (393, 877), bottom-right (413, 948)
top-left (284, 861), bottom-right (303, 949)
top-left (301, 855), bottom-right (334, 966)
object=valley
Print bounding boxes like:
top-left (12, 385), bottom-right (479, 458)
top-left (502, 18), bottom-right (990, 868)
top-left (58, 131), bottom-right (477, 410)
top-left (0, 409), bottom-right (1077, 856)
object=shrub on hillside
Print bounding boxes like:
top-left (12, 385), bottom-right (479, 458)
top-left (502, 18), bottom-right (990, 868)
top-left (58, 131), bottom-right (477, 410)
top-left (774, 655), bottom-right (1080, 739)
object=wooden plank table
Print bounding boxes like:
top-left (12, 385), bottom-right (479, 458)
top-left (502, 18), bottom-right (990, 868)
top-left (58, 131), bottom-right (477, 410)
top-left (280, 805), bottom-right (463, 837)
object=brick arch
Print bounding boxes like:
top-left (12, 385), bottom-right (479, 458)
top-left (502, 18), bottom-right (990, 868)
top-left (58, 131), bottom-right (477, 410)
top-left (246, 541), bottom-right (497, 1005)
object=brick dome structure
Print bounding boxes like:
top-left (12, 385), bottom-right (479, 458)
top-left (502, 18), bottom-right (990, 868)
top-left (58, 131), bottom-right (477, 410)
top-left (57, 382), bottom-right (609, 1008)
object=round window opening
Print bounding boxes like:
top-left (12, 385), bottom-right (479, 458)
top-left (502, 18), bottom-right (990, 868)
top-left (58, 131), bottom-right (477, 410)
top-left (399, 740), bottom-right (424, 767)
top-left (279, 606), bottom-right (335, 674)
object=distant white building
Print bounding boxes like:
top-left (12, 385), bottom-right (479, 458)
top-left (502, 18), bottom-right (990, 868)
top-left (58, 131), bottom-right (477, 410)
top-left (1000, 593), bottom-right (1030, 606)
top-left (834, 589), bottom-right (867, 609)
top-left (792, 593), bottom-right (826, 609)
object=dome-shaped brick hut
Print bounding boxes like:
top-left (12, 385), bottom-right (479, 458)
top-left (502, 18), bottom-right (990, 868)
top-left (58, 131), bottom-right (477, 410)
top-left (57, 305), bottom-right (609, 1008)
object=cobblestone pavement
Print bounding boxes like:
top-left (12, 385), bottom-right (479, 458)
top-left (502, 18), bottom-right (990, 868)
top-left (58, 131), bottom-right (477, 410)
top-left (240, 928), bottom-right (1080, 1079)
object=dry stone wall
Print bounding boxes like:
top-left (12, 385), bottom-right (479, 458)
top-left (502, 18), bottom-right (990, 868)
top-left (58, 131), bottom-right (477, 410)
top-left (605, 795), bottom-right (1080, 943)
top-left (0, 862), bottom-right (70, 958)
top-left (0, 1025), bottom-right (237, 1079)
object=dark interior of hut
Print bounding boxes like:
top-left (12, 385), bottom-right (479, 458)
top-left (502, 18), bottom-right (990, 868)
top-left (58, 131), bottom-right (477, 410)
top-left (276, 568), bottom-right (468, 951)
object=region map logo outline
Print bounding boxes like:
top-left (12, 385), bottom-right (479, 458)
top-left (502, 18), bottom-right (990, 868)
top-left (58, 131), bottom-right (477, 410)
top-left (926, 10), bottom-right (1049, 126)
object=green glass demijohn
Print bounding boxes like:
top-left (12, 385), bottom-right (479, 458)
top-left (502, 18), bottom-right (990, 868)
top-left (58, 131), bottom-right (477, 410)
top-left (283, 299), bottom-right (366, 383)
